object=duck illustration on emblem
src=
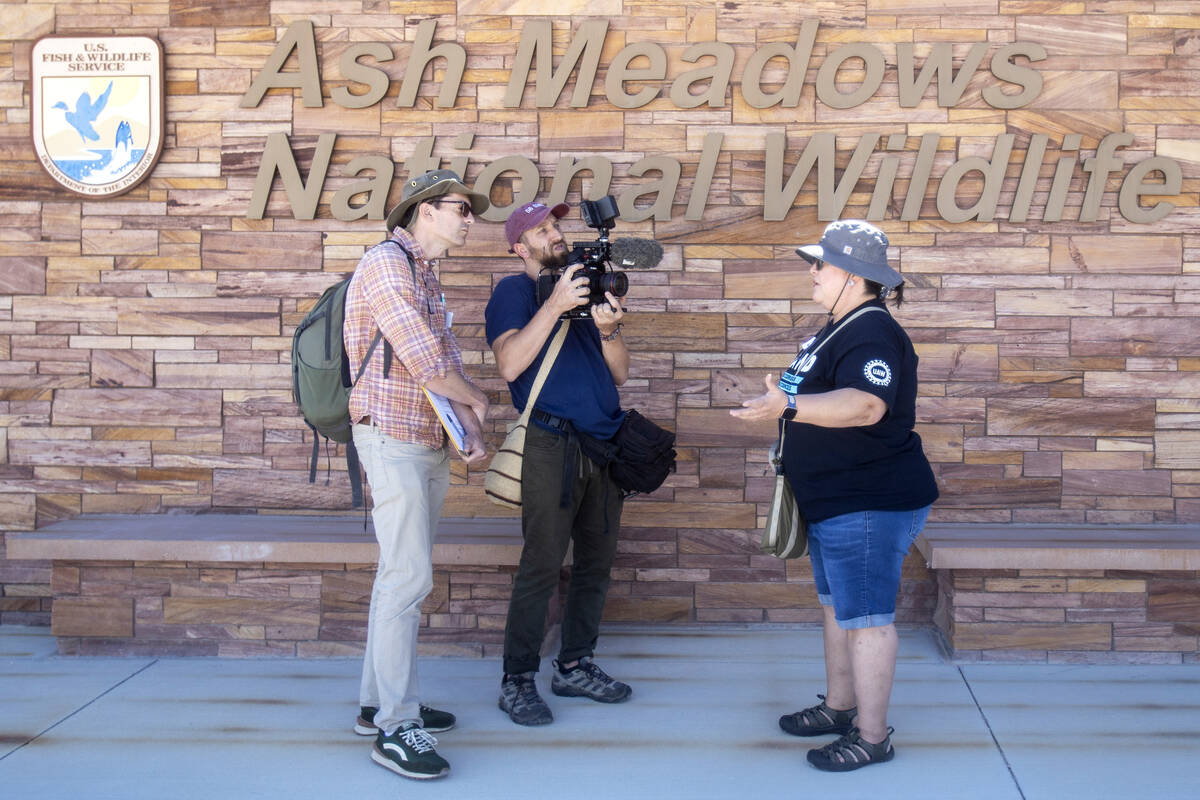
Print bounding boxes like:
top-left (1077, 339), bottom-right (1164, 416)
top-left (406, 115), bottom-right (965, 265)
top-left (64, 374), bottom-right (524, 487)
top-left (52, 80), bottom-right (113, 142)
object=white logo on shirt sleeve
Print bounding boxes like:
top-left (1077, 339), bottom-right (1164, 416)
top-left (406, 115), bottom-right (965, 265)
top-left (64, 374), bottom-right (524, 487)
top-left (864, 359), bottom-right (892, 386)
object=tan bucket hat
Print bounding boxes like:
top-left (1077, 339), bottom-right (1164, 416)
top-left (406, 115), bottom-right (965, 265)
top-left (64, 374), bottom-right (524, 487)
top-left (384, 169), bottom-right (490, 231)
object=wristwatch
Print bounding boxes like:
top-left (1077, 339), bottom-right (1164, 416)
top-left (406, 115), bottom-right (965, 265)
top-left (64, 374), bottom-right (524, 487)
top-left (781, 394), bottom-right (797, 421)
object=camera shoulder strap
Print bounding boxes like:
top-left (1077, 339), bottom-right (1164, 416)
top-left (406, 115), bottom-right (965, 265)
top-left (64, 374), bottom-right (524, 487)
top-left (517, 320), bottom-right (569, 427)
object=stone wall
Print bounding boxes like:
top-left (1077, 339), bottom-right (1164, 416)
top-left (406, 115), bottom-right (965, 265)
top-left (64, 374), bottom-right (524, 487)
top-left (935, 567), bottom-right (1200, 664)
top-left (2, 2), bottom-right (1198, 625)
top-left (47, 558), bottom-right (519, 657)
top-left (43, 548), bottom-right (934, 657)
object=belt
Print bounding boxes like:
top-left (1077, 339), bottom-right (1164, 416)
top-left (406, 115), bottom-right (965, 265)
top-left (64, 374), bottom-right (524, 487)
top-left (532, 409), bottom-right (570, 432)
top-left (359, 415), bottom-right (372, 425)
top-left (531, 409), bottom-right (616, 512)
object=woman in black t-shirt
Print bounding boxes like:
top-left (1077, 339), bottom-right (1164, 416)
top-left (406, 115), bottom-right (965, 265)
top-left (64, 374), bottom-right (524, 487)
top-left (733, 220), bottom-right (937, 773)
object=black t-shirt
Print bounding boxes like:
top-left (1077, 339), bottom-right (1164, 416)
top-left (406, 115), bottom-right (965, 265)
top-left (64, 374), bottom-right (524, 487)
top-left (779, 299), bottom-right (938, 522)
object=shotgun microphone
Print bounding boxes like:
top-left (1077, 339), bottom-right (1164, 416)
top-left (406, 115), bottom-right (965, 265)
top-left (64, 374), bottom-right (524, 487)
top-left (609, 237), bottom-right (664, 269)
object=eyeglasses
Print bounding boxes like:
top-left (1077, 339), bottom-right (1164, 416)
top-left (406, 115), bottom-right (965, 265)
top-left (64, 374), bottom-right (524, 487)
top-left (430, 199), bottom-right (473, 218)
top-left (812, 259), bottom-right (825, 270)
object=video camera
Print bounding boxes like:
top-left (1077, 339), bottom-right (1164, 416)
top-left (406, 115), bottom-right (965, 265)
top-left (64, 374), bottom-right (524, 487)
top-left (534, 195), bottom-right (662, 320)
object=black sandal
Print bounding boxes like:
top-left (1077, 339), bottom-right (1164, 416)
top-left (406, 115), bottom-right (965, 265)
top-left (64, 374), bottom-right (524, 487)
top-left (806, 727), bottom-right (895, 772)
top-left (778, 694), bottom-right (856, 737)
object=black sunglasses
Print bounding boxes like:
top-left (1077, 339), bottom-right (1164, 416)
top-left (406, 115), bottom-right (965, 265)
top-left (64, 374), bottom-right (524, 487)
top-left (430, 199), bottom-right (473, 217)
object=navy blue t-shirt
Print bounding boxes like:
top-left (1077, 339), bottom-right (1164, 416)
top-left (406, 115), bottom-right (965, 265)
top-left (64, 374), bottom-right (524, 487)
top-left (779, 299), bottom-right (938, 523)
top-left (485, 274), bottom-right (624, 439)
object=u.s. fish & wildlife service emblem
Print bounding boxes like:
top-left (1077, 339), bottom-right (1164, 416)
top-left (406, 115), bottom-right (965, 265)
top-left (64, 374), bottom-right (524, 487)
top-left (31, 36), bottom-right (164, 197)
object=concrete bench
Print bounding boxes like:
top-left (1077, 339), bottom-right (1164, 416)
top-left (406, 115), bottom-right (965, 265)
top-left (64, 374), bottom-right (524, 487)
top-left (915, 524), bottom-right (1200, 664)
top-left (7, 514), bottom-right (533, 657)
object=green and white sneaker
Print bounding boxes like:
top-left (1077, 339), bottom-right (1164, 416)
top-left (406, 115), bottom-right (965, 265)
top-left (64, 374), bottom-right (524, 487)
top-left (371, 721), bottom-right (449, 780)
top-left (355, 704), bottom-right (456, 735)
top-left (550, 657), bottom-right (632, 703)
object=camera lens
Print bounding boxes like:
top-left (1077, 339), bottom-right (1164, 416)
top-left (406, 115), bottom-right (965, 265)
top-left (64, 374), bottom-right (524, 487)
top-left (601, 271), bottom-right (628, 298)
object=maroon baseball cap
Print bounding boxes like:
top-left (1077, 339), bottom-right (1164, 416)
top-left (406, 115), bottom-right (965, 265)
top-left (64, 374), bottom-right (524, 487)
top-left (505, 201), bottom-right (569, 252)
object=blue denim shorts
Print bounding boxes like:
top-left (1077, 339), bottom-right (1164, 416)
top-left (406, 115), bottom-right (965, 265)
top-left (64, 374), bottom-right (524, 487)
top-left (808, 506), bottom-right (931, 630)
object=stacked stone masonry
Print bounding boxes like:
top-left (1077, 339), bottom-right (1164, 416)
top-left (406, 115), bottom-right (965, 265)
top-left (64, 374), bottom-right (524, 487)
top-left (936, 568), bottom-right (1200, 665)
top-left (48, 560), bottom-right (521, 658)
top-left (41, 548), bottom-right (935, 657)
top-left (2, 2), bottom-right (1199, 657)
top-left (5, 513), bottom-right (936, 655)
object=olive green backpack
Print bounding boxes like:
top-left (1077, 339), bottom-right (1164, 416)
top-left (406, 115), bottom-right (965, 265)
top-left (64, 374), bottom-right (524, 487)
top-left (290, 241), bottom-right (414, 506)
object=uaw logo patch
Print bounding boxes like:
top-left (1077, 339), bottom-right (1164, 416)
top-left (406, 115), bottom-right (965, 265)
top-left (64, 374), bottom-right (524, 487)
top-left (864, 359), bottom-right (893, 387)
top-left (32, 36), bottom-right (164, 197)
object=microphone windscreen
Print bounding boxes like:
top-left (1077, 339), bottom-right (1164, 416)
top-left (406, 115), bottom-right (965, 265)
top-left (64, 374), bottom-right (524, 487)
top-left (609, 237), bottom-right (664, 269)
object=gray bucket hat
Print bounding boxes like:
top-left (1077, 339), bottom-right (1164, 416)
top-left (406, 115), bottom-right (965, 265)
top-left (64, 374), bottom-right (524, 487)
top-left (385, 169), bottom-right (490, 231)
top-left (795, 220), bottom-right (903, 289)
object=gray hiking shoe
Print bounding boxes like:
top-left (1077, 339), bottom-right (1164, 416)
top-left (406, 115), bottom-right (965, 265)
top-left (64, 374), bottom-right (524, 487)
top-left (499, 672), bottom-right (554, 726)
top-left (371, 721), bottom-right (449, 780)
top-left (550, 656), bottom-right (632, 703)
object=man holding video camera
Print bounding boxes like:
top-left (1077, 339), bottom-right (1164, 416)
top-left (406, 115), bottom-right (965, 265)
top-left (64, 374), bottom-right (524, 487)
top-left (485, 200), bottom-right (632, 726)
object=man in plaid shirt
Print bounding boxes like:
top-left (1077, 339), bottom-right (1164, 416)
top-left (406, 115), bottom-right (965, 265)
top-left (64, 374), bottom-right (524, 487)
top-left (343, 170), bottom-right (490, 781)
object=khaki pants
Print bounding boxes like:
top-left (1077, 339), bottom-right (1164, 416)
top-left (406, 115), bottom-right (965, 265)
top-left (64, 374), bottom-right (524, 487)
top-left (352, 423), bottom-right (449, 735)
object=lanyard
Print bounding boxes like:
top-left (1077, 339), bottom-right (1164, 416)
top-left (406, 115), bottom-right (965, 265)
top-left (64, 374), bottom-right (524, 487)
top-left (778, 305), bottom-right (886, 395)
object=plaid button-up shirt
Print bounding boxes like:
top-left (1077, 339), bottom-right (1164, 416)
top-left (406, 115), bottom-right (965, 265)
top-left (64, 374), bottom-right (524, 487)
top-left (344, 228), bottom-right (464, 448)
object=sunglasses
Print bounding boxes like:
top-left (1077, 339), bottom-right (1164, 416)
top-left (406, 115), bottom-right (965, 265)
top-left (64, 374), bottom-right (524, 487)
top-left (430, 199), bottom-right (473, 218)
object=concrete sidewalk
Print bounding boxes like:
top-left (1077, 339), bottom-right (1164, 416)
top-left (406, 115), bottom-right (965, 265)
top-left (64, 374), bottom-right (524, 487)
top-left (2, 623), bottom-right (1196, 800)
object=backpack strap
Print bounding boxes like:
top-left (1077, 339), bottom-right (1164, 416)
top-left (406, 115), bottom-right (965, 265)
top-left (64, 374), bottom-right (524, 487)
top-left (375, 239), bottom-right (418, 380)
top-left (305, 419), bottom-right (365, 508)
top-left (357, 331), bottom-right (384, 383)
top-left (346, 438), bottom-right (364, 509)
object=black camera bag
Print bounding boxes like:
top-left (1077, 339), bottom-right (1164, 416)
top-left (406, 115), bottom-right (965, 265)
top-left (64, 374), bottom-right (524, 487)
top-left (608, 410), bottom-right (676, 496)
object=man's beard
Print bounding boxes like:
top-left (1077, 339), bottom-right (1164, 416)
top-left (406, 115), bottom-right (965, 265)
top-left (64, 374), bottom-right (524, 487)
top-left (537, 244), bottom-right (568, 269)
